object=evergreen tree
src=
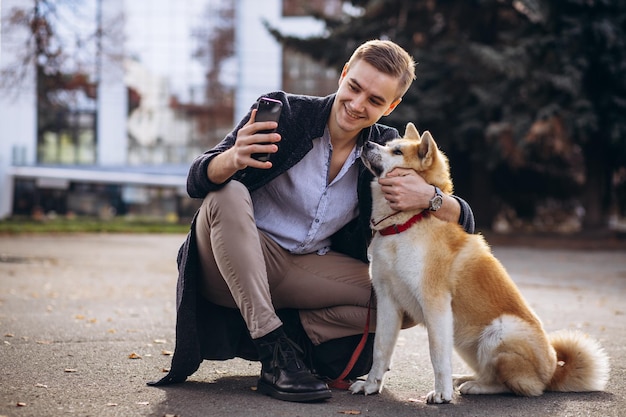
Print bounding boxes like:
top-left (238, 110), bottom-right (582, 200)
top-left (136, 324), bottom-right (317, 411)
top-left (268, 0), bottom-right (626, 230)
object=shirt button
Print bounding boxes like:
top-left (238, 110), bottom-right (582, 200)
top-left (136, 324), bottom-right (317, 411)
top-left (315, 219), bottom-right (319, 223)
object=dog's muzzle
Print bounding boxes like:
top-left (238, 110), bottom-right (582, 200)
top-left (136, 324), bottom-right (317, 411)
top-left (361, 142), bottom-right (383, 177)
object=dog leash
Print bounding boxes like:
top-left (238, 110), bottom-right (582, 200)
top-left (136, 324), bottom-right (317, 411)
top-left (327, 298), bottom-right (372, 390)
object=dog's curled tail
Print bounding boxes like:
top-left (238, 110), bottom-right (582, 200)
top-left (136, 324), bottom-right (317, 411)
top-left (547, 330), bottom-right (610, 392)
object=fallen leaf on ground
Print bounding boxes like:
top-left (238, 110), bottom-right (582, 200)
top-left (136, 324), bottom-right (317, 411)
top-left (136, 401), bottom-right (149, 405)
top-left (35, 383), bottom-right (48, 388)
top-left (161, 350), bottom-right (173, 356)
top-left (153, 339), bottom-right (167, 344)
top-left (339, 411), bottom-right (361, 415)
top-left (64, 368), bottom-right (78, 373)
top-left (16, 402), bottom-right (27, 407)
top-left (106, 403), bottom-right (118, 407)
top-left (128, 352), bottom-right (142, 359)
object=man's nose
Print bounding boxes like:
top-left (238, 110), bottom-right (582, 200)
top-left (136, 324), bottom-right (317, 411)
top-left (352, 94), bottom-right (366, 111)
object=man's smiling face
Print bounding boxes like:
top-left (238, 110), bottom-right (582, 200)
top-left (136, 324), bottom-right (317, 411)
top-left (330, 59), bottom-right (402, 139)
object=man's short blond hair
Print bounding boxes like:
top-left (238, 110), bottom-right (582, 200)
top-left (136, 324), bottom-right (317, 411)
top-left (347, 39), bottom-right (416, 99)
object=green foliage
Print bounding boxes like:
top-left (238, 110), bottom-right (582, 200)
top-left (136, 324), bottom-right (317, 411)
top-left (268, 0), bottom-right (626, 228)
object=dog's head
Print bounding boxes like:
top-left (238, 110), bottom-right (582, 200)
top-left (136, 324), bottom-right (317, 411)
top-left (361, 122), bottom-right (453, 194)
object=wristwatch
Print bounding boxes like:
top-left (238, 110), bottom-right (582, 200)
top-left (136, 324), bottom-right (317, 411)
top-left (428, 186), bottom-right (444, 212)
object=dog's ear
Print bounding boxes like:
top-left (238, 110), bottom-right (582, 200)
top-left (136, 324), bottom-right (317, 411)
top-left (417, 131), bottom-right (435, 163)
top-left (404, 122), bottom-right (420, 140)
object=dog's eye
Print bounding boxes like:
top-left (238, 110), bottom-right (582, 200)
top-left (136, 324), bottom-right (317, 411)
top-left (392, 149), bottom-right (403, 156)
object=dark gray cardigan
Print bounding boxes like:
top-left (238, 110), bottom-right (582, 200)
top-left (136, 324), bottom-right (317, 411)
top-left (149, 91), bottom-right (475, 386)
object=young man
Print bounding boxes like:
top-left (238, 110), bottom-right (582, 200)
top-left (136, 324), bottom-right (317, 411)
top-left (149, 40), bottom-right (475, 402)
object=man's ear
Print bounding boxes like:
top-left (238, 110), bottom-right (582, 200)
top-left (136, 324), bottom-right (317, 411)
top-left (383, 98), bottom-right (402, 116)
top-left (338, 63), bottom-right (349, 86)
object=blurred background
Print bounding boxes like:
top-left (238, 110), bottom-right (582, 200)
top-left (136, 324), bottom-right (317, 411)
top-left (0, 0), bottom-right (624, 236)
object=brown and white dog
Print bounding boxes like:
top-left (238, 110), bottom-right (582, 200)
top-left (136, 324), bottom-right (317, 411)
top-left (350, 122), bottom-right (610, 403)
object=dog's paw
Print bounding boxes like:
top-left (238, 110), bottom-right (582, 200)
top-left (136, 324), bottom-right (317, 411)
top-left (452, 374), bottom-right (475, 387)
top-left (349, 380), bottom-right (381, 396)
top-left (458, 381), bottom-right (485, 395)
top-left (426, 390), bottom-right (452, 404)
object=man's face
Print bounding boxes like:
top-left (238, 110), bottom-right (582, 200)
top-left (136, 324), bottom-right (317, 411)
top-left (331, 59), bottom-right (402, 138)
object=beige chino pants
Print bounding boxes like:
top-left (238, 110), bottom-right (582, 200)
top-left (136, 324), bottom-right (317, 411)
top-left (195, 180), bottom-right (374, 345)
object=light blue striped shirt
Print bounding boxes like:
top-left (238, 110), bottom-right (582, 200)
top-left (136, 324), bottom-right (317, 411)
top-left (251, 127), bottom-right (361, 255)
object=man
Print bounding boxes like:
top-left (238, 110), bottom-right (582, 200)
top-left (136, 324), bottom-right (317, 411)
top-left (149, 40), bottom-right (475, 402)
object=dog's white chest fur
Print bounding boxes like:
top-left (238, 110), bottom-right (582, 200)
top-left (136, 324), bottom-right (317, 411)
top-left (368, 231), bottom-right (427, 323)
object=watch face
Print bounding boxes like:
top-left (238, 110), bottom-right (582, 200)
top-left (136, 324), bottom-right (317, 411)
top-left (430, 196), bottom-right (443, 211)
top-left (429, 186), bottom-right (443, 211)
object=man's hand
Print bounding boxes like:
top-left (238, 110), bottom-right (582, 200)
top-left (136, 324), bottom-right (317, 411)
top-left (379, 168), bottom-right (461, 223)
top-left (378, 168), bottom-right (430, 212)
top-left (208, 109), bottom-right (281, 183)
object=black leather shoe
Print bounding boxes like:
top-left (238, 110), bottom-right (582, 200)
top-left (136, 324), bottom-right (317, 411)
top-left (254, 328), bottom-right (332, 402)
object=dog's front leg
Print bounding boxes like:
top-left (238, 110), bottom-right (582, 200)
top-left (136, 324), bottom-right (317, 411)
top-left (423, 295), bottom-right (454, 404)
top-left (350, 292), bottom-right (402, 396)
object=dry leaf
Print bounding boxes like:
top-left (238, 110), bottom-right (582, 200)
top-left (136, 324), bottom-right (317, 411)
top-left (161, 350), bottom-right (173, 356)
top-left (128, 352), bottom-right (142, 359)
top-left (4, 333), bottom-right (13, 337)
top-left (16, 402), bottom-right (27, 407)
top-left (106, 403), bottom-right (118, 407)
top-left (339, 411), bottom-right (361, 415)
top-left (35, 383), bottom-right (48, 389)
top-left (36, 340), bottom-right (53, 345)
top-left (162, 368), bottom-right (170, 373)
top-left (64, 368), bottom-right (78, 373)
top-left (136, 401), bottom-right (149, 405)
top-left (75, 314), bottom-right (85, 320)
top-left (153, 339), bottom-right (167, 344)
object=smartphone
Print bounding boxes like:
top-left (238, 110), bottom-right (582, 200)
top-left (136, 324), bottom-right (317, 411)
top-left (251, 97), bottom-right (283, 162)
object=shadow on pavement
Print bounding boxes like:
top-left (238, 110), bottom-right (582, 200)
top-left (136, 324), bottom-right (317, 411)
top-left (148, 375), bottom-right (617, 417)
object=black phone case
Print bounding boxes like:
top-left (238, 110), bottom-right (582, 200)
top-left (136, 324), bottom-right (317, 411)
top-left (252, 97), bottom-right (282, 161)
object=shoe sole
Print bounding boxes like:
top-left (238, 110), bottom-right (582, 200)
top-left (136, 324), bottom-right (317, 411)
top-left (257, 380), bottom-right (332, 402)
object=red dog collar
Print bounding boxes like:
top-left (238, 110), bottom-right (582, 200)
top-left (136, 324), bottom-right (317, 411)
top-left (377, 211), bottom-right (429, 236)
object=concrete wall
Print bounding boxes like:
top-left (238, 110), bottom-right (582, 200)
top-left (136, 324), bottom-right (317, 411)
top-left (96, 0), bottom-right (128, 166)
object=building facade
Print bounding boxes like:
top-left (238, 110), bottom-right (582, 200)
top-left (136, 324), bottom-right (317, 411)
top-left (0, 0), bottom-right (340, 220)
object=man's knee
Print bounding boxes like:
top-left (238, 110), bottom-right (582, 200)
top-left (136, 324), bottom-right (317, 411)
top-left (198, 181), bottom-right (251, 220)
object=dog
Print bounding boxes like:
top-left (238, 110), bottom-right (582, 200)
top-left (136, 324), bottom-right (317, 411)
top-left (349, 122), bottom-right (610, 403)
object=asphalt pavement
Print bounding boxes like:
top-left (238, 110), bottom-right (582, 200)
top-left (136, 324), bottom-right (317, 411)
top-left (0, 233), bottom-right (625, 417)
